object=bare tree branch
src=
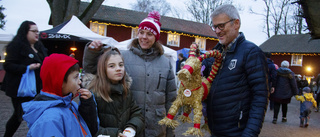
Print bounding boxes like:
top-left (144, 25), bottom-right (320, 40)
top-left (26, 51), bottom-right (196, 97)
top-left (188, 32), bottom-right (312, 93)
top-left (131, 0), bottom-right (172, 16)
top-left (185, 0), bottom-right (233, 25)
top-left (250, 0), bottom-right (306, 38)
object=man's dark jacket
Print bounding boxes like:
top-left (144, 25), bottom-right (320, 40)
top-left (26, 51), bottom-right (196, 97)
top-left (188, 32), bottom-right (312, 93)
top-left (203, 32), bottom-right (268, 137)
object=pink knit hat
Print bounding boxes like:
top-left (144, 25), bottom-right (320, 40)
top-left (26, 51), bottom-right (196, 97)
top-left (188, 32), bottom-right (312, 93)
top-left (138, 11), bottom-right (162, 41)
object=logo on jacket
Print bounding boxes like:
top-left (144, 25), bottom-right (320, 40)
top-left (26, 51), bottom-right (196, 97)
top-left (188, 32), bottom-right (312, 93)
top-left (228, 59), bottom-right (237, 70)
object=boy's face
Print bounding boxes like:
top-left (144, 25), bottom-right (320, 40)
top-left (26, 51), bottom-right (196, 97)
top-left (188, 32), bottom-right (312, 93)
top-left (62, 71), bottom-right (81, 97)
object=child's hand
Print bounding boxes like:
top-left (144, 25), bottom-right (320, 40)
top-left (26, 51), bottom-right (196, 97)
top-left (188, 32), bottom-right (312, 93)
top-left (122, 127), bottom-right (135, 137)
top-left (77, 88), bottom-right (92, 100)
top-left (118, 133), bottom-right (127, 137)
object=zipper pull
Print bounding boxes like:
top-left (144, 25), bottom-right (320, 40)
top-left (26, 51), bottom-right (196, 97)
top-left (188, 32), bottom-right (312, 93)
top-left (238, 111), bottom-right (243, 128)
top-left (239, 111), bottom-right (243, 120)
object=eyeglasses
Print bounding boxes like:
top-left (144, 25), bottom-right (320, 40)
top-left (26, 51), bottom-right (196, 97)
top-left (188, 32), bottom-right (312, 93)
top-left (29, 30), bottom-right (39, 34)
top-left (211, 19), bottom-right (235, 32)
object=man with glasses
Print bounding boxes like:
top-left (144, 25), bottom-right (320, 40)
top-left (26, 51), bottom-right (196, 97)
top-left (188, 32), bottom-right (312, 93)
top-left (202, 4), bottom-right (268, 137)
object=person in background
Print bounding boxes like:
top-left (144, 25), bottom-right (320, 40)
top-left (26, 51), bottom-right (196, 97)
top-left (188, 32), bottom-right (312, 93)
top-left (87, 47), bottom-right (144, 137)
top-left (315, 73), bottom-right (320, 112)
top-left (310, 80), bottom-right (317, 96)
top-left (176, 53), bottom-right (186, 72)
top-left (265, 52), bottom-right (277, 110)
top-left (83, 11), bottom-right (177, 137)
top-left (1, 21), bottom-right (48, 137)
top-left (296, 75), bottom-right (309, 95)
top-left (274, 64), bottom-right (279, 69)
top-left (295, 87), bottom-right (317, 127)
top-left (22, 53), bottom-right (98, 137)
top-left (176, 61), bottom-right (185, 88)
top-left (271, 60), bottom-right (299, 124)
top-left (202, 4), bottom-right (268, 136)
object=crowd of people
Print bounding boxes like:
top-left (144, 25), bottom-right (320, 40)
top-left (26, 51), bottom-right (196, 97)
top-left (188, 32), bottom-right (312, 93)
top-left (262, 55), bottom-right (319, 128)
top-left (1, 4), bottom-right (320, 137)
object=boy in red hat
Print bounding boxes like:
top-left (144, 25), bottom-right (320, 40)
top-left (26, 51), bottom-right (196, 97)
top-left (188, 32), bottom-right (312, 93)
top-left (22, 53), bottom-right (98, 137)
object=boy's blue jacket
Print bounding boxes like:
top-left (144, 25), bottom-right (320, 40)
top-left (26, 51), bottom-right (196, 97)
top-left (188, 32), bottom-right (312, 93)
top-left (22, 91), bottom-right (95, 137)
top-left (22, 54), bottom-right (98, 137)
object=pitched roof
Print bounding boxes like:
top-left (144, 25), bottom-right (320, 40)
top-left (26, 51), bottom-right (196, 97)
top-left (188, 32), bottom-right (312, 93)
top-left (80, 2), bottom-right (217, 38)
top-left (259, 34), bottom-right (320, 53)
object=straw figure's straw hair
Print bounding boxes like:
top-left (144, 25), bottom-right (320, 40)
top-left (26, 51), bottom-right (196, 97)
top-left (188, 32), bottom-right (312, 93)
top-left (158, 43), bottom-right (222, 137)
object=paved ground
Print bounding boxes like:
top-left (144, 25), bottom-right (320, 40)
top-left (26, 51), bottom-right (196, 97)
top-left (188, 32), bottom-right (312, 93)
top-left (1, 89), bottom-right (320, 137)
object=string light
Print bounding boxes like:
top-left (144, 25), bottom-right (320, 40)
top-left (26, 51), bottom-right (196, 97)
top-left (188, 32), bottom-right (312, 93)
top-left (90, 21), bottom-right (219, 41)
top-left (271, 53), bottom-right (320, 56)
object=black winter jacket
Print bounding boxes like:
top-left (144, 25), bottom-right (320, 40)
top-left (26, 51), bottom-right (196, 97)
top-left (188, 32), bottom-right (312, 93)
top-left (272, 67), bottom-right (298, 100)
top-left (94, 83), bottom-right (144, 137)
top-left (2, 41), bottom-right (47, 97)
top-left (204, 32), bottom-right (268, 137)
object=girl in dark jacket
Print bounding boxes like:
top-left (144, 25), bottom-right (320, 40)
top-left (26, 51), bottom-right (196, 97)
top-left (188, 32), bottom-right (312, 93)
top-left (271, 60), bottom-right (299, 124)
top-left (87, 47), bottom-right (144, 137)
top-left (2, 21), bottom-right (48, 137)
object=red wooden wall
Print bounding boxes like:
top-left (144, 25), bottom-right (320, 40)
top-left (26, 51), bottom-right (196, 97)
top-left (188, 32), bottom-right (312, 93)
top-left (270, 55), bottom-right (320, 78)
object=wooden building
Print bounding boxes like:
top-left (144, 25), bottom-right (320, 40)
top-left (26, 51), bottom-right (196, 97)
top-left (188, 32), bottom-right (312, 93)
top-left (80, 2), bottom-right (219, 51)
top-left (260, 34), bottom-right (320, 82)
top-left (42, 2), bottom-right (219, 67)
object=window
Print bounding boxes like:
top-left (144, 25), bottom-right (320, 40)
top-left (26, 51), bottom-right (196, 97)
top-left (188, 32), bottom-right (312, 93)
top-left (167, 33), bottom-right (180, 47)
top-left (131, 28), bottom-right (139, 38)
top-left (90, 22), bottom-right (106, 36)
top-left (195, 37), bottom-right (206, 50)
top-left (291, 54), bottom-right (303, 66)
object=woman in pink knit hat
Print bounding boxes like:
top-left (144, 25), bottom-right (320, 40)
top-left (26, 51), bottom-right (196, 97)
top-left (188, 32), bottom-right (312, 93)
top-left (83, 11), bottom-right (177, 137)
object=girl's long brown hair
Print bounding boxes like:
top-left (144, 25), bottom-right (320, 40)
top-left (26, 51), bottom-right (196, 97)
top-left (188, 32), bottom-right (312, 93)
top-left (88, 47), bottom-right (128, 102)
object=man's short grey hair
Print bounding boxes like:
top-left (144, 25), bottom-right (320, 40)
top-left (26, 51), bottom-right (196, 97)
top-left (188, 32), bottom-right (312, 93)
top-left (281, 60), bottom-right (290, 68)
top-left (210, 4), bottom-right (240, 22)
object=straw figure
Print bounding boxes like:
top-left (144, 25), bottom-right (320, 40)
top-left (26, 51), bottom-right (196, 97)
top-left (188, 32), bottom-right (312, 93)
top-left (158, 43), bottom-right (222, 137)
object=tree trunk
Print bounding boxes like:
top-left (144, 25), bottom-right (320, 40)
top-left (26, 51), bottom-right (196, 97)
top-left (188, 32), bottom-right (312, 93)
top-left (47, 0), bottom-right (104, 27)
top-left (47, 0), bottom-right (66, 27)
top-left (65, 0), bottom-right (80, 22)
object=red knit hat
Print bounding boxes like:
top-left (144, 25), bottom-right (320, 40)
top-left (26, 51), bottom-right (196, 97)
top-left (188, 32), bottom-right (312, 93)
top-left (40, 53), bottom-right (78, 97)
top-left (138, 11), bottom-right (162, 41)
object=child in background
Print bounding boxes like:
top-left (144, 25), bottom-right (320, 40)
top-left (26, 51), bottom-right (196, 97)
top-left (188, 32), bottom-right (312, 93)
top-left (22, 53), bottom-right (98, 137)
top-left (87, 47), bottom-right (144, 137)
top-left (295, 87), bottom-right (317, 127)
